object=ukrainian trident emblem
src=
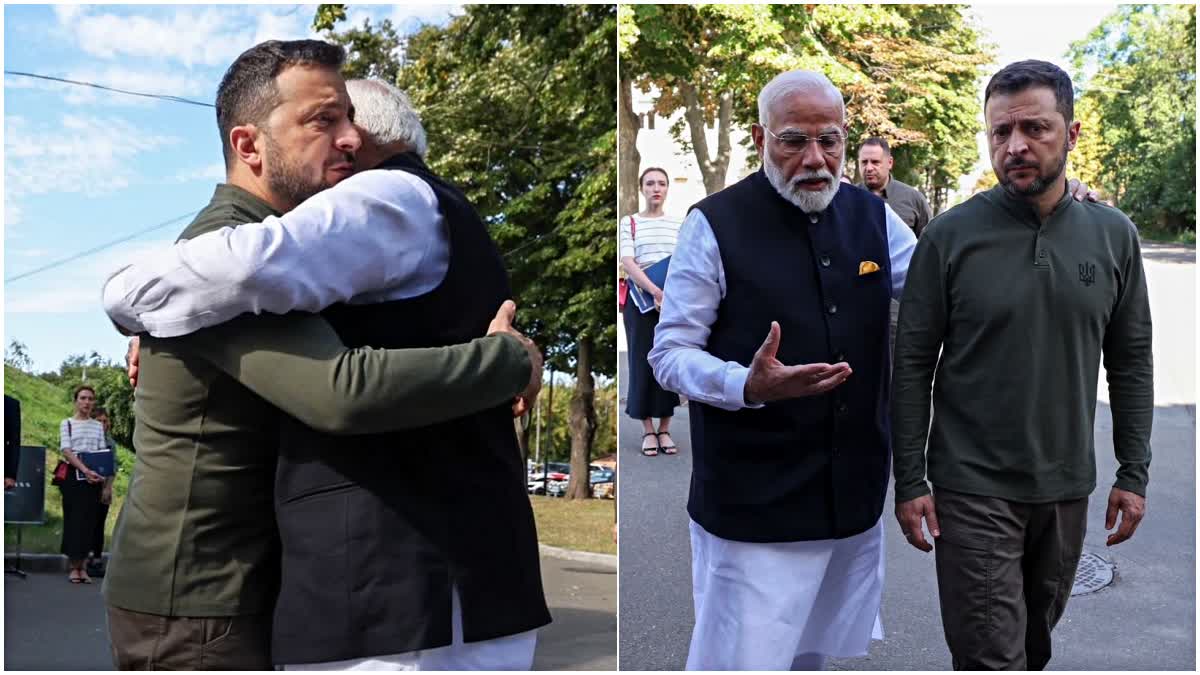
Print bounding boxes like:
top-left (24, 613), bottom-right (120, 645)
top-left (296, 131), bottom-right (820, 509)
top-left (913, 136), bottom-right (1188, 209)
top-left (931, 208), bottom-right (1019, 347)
top-left (1079, 262), bottom-right (1096, 287)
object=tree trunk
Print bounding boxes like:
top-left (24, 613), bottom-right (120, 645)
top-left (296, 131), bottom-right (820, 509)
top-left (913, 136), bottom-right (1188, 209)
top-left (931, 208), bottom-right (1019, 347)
top-left (680, 83), bottom-right (733, 195)
top-left (566, 335), bottom-right (597, 500)
top-left (619, 76), bottom-right (642, 218)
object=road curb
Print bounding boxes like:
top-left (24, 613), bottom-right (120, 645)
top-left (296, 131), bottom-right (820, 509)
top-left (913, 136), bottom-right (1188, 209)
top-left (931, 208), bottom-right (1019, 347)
top-left (5, 552), bottom-right (110, 574)
top-left (538, 544), bottom-right (617, 569)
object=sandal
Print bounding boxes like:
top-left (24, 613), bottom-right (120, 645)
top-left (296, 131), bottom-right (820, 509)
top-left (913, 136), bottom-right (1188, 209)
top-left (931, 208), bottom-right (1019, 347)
top-left (68, 570), bottom-right (83, 584)
top-left (657, 432), bottom-right (678, 455)
top-left (640, 432), bottom-right (659, 457)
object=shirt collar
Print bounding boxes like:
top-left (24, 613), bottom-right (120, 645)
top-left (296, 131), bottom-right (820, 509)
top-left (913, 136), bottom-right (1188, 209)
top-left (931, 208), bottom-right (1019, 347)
top-left (211, 183), bottom-right (282, 221)
top-left (987, 178), bottom-right (1074, 226)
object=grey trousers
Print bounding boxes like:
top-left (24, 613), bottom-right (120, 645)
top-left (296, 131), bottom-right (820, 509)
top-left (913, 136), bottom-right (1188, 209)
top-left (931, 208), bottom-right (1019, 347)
top-left (932, 488), bottom-right (1088, 671)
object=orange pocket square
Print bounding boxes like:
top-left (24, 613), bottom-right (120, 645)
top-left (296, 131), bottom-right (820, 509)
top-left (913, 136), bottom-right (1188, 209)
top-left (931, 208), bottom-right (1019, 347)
top-left (858, 261), bottom-right (881, 275)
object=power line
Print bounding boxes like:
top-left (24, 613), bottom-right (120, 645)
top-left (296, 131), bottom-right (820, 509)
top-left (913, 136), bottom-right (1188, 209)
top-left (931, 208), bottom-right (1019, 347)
top-left (4, 70), bottom-right (214, 108)
top-left (5, 210), bottom-right (201, 284)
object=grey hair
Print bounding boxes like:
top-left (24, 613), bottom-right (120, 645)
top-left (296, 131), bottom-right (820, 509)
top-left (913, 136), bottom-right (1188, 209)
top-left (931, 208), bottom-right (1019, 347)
top-left (346, 79), bottom-right (428, 158)
top-left (757, 70), bottom-right (845, 127)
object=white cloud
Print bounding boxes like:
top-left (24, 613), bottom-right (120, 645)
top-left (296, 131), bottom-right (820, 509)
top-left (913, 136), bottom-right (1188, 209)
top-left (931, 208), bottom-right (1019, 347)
top-left (6, 239), bottom-right (173, 314)
top-left (61, 67), bottom-right (210, 106)
top-left (58, 7), bottom-right (256, 68)
top-left (5, 114), bottom-right (181, 200)
top-left (5, 201), bottom-right (22, 227)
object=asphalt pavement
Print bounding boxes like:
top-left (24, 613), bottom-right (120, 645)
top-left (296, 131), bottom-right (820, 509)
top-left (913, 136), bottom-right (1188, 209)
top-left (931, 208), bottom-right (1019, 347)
top-left (617, 242), bottom-right (1196, 670)
top-left (4, 554), bottom-right (615, 671)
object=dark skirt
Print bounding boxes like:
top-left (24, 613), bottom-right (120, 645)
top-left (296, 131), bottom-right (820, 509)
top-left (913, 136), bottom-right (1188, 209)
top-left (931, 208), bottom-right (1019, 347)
top-left (60, 476), bottom-right (102, 560)
top-left (623, 304), bottom-right (680, 420)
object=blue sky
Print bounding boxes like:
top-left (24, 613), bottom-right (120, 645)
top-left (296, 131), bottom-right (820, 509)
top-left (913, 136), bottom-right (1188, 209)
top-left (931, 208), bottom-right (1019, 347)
top-left (4, 4), bottom-right (457, 373)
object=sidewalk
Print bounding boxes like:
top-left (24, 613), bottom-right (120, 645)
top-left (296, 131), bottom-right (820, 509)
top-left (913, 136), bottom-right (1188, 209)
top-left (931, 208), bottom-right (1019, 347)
top-left (4, 554), bottom-right (615, 671)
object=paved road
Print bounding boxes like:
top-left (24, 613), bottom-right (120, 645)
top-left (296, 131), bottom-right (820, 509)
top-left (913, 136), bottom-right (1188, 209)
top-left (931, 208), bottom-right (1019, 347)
top-left (618, 242), bottom-right (1195, 670)
top-left (4, 554), bottom-right (615, 671)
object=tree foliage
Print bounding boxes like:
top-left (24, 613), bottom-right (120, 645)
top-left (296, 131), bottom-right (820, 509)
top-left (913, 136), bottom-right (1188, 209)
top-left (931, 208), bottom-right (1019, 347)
top-left (1069, 4), bottom-right (1196, 234)
top-left (619, 4), bottom-right (994, 210)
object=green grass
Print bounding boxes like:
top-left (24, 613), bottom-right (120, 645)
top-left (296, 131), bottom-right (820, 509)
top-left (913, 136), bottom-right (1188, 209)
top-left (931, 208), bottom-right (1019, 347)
top-left (529, 494), bottom-right (616, 555)
top-left (4, 365), bottom-right (133, 554)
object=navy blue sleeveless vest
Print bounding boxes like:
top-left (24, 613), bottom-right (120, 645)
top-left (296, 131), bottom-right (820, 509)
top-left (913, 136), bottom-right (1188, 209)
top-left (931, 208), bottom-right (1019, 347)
top-left (688, 169), bottom-right (892, 543)
top-left (270, 153), bottom-right (551, 664)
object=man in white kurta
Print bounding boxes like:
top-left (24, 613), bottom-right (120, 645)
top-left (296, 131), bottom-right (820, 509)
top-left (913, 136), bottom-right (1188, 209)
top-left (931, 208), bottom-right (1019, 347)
top-left (648, 71), bottom-right (915, 671)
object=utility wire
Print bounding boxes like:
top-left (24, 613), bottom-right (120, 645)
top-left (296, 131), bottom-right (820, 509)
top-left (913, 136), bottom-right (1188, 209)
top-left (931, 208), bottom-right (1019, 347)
top-left (4, 70), bottom-right (214, 108)
top-left (5, 210), bottom-right (201, 284)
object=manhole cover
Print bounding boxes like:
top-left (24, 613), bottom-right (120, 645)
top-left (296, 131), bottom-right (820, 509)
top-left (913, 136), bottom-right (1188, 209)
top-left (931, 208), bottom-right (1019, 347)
top-left (1071, 552), bottom-right (1114, 596)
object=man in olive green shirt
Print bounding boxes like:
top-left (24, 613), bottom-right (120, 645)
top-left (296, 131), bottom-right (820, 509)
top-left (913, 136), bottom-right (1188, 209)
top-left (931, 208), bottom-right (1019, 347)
top-left (857, 137), bottom-right (934, 238)
top-left (103, 40), bottom-right (539, 670)
top-left (892, 60), bottom-right (1152, 670)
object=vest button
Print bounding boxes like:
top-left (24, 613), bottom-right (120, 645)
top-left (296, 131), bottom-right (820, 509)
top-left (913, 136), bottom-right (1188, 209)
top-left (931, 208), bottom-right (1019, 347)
top-left (834, 352), bottom-right (846, 362)
top-left (838, 403), bottom-right (849, 416)
top-left (820, 255), bottom-right (831, 267)
top-left (827, 304), bottom-right (838, 315)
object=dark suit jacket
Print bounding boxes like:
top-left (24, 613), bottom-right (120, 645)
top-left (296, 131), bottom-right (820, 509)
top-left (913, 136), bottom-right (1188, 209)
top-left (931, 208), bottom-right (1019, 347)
top-left (5, 395), bottom-right (21, 480)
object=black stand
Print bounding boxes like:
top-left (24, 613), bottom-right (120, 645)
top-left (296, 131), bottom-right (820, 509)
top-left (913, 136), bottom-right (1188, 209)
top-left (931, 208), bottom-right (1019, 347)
top-left (6, 525), bottom-right (28, 578)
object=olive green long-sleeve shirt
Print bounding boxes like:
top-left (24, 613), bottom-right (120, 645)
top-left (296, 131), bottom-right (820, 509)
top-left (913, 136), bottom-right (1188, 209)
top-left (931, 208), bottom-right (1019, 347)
top-left (892, 184), bottom-right (1153, 505)
top-left (104, 185), bottom-right (531, 617)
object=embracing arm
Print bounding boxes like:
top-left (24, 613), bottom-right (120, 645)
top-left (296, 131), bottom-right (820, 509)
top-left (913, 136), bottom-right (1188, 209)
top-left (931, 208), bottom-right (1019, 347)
top-left (103, 170), bottom-right (447, 338)
top-left (175, 312), bottom-right (532, 434)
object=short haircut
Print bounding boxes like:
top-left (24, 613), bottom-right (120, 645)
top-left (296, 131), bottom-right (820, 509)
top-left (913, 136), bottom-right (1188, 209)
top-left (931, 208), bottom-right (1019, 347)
top-left (639, 167), bottom-right (669, 185)
top-left (345, 79), bottom-right (428, 159)
top-left (984, 60), bottom-right (1075, 124)
top-left (215, 40), bottom-right (346, 168)
top-left (757, 70), bottom-right (845, 127)
top-left (92, 406), bottom-right (108, 418)
top-left (859, 137), bottom-right (891, 156)
top-left (73, 384), bottom-right (95, 401)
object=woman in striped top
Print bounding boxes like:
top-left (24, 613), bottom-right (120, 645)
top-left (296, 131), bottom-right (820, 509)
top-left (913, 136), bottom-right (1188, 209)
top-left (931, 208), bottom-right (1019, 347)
top-left (58, 384), bottom-right (107, 584)
top-left (620, 167), bottom-right (682, 457)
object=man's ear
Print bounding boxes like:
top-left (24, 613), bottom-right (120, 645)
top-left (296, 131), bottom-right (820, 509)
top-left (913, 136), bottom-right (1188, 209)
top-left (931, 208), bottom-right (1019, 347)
top-left (230, 124), bottom-right (264, 172)
top-left (1066, 119), bottom-right (1082, 152)
top-left (751, 123), bottom-right (765, 160)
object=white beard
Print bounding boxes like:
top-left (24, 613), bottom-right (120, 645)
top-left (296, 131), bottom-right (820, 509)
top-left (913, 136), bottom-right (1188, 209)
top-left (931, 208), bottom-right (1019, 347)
top-left (763, 150), bottom-right (843, 214)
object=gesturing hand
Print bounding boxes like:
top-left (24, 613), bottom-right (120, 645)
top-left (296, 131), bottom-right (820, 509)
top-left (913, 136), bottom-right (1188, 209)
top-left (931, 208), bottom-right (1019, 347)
top-left (1105, 487), bottom-right (1146, 546)
top-left (742, 322), bottom-right (852, 404)
top-left (895, 494), bottom-right (940, 552)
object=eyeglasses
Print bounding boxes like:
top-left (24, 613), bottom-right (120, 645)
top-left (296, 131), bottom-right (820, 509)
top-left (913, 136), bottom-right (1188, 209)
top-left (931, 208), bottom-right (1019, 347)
top-left (763, 127), bottom-right (844, 157)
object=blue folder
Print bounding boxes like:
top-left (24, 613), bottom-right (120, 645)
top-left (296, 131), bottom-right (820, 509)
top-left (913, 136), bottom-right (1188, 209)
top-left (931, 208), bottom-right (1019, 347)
top-left (628, 256), bottom-right (671, 314)
top-left (80, 450), bottom-right (115, 478)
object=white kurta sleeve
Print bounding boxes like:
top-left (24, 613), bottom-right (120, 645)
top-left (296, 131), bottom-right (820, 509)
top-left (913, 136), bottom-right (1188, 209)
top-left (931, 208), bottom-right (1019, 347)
top-left (648, 209), bottom-right (763, 411)
top-left (885, 203), bottom-right (917, 299)
top-left (101, 170), bottom-right (448, 338)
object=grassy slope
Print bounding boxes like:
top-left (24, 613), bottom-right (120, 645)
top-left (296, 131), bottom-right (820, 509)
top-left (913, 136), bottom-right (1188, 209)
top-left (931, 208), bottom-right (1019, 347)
top-left (4, 365), bottom-right (134, 554)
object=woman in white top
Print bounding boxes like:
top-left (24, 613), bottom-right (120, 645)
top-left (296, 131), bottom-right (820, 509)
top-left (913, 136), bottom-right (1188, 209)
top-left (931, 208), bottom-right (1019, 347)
top-left (620, 167), bottom-right (682, 456)
top-left (58, 385), bottom-right (107, 584)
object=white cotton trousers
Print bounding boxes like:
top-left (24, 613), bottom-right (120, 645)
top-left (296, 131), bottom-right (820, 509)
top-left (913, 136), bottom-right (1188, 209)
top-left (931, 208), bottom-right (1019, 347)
top-left (282, 588), bottom-right (538, 671)
top-left (685, 517), bottom-right (885, 671)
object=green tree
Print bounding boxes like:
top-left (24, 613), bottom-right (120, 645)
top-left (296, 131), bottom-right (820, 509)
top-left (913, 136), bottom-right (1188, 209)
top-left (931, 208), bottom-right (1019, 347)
top-left (1069, 4), bottom-right (1196, 235)
top-left (619, 4), bottom-right (993, 211)
top-left (317, 5), bottom-right (617, 499)
top-left (4, 340), bottom-right (32, 372)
